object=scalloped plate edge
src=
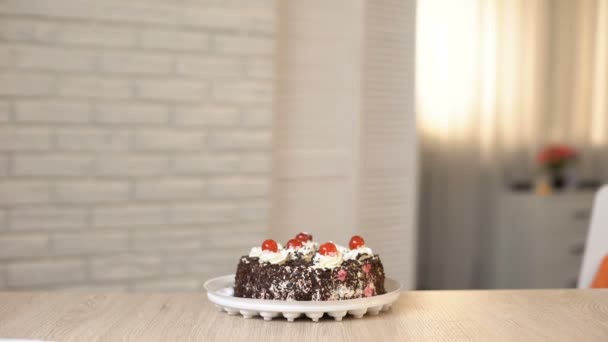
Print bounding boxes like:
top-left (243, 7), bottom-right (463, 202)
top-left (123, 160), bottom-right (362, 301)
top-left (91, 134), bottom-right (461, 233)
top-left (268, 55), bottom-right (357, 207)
top-left (204, 274), bottom-right (401, 322)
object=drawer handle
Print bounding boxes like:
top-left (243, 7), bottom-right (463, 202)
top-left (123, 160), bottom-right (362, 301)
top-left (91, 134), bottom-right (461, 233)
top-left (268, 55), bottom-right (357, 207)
top-left (572, 210), bottom-right (591, 221)
top-left (569, 244), bottom-right (585, 256)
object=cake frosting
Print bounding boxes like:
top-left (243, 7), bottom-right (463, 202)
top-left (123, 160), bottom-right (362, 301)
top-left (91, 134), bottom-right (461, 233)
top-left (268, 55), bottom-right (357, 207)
top-left (249, 244), bottom-right (291, 265)
top-left (312, 249), bottom-right (343, 269)
top-left (343, 246), bottom-right (373, 261)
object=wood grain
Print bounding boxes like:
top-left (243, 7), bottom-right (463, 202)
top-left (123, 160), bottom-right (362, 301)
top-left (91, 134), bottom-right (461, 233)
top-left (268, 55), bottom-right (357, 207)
top-left (1, 290), bottom-right (608, 341)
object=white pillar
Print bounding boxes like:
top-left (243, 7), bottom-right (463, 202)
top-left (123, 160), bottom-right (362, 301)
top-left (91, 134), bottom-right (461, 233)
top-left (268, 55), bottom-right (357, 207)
top-left (273, 0), bottom-right (417, 288)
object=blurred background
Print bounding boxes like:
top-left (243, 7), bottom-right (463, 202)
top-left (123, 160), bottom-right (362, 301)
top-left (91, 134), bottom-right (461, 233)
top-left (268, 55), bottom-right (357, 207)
top-left (0, 0), bottom-right (606, 292)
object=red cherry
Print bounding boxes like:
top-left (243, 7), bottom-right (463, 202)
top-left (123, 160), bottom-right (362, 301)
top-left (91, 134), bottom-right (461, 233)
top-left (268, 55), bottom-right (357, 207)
top-left (295, 232), bottom-right (312, 242)
top-left (286, 238), bottom-right (303, 249)
top-left (349, 235), bottom-right (365, 250)
top-left (319, 242), bottom-right (338, 256)
top-left (261, 239), bottom-right (278, 252)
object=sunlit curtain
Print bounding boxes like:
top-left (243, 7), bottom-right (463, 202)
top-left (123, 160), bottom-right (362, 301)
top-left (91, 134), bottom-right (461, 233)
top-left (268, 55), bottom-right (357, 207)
top-left (417, 0), bottom-right (608, 289)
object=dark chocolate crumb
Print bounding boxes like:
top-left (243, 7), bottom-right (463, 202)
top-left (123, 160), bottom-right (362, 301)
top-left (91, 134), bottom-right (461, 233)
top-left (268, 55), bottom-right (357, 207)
top-left (234, 254), bottom-right (386, 301)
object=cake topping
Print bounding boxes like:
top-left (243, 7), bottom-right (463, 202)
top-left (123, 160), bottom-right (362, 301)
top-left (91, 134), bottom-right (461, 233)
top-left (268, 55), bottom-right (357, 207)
top-left (319, 242), bottom-right (338, 256)
top-left (248, 247), bottom-right (263, 258)
top-left (295, 232), bottom-right (313, 242)
top-left (314, 242), bottom-right (343, 269)
top-left (344, 235), bottom-right (373, 261)
top-left (343, 246), bottom-right (374, 261)
top-left (249, 247), bottom-right (262, 258)
top-left (286, 238), bottom-right (303, 249)
top-left (248, 239), bottom-right (290, 264)
top-left (302, 240), bottom-right (318, 250)
top-left (262, 239), bottom-right (278, 253)
top-left (258, 249), bottom-right (289, 265)
top-left (249, 240), bottom-right (290, 265)
top-left (298, 240), bottom-right (318, 261)
top-left (349, 235), bottom-right (365, 249)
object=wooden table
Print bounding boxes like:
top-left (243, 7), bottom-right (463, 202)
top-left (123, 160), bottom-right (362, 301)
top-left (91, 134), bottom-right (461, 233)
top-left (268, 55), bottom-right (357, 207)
top-left (1, 290), bottom-right (608, 341)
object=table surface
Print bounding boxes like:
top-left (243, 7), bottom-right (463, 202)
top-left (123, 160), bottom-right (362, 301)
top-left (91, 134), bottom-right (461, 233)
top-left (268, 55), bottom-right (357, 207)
top-left (1, 289), bottom-right (608, 341)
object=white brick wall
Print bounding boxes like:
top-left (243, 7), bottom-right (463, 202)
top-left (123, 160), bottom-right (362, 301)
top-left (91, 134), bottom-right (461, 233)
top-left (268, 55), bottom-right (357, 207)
top-left (15, 100), bottom-right (92, 123)
top-left (10, 207), bottom-right (88, 231)
top-left (174, 105), bottom-right (240, 126)
top-left (0, 0), bottom-right (276, 291)
top-left (12, 155), bottom-right (94, 176)
top-left (0, 128), bottom-right (52, 151)
top-left (0, 233), bottom-right (49, 259)
top-left (94, 155), bottom-right (169, 176)
top-left (0, 181), bottom-right (51, 205)
top-left (0, 102), bottom-right (10, 122)
top-left (95, 103), bottom-right (169, 124)
top-left (7, 259), bottom-right (86, 287)
top-left (0, 73), bottom-right (55, 96)
top-left (54, 181), bottom-right (130, 203)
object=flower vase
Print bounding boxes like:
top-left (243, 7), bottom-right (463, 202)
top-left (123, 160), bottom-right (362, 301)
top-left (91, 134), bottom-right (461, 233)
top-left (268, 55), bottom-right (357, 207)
top-left (550, 172), bottom-right (566, 191)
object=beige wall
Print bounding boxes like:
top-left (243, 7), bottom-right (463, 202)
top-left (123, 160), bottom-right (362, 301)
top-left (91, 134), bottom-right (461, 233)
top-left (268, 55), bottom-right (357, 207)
top-left (273, 0), bottom-right (364, 242)
top-left (274, 0), bottom-right (417, 287)
top-left (0, 0), bottom-right (276, 291)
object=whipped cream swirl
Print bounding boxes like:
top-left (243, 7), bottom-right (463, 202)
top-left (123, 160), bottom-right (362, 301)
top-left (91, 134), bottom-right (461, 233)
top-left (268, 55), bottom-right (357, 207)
top-left (313, 252), bottom-right (343, 269)
top-left (249, 245), bottom-right (290, 265)
top-left (343, 246), bottom-right (373, 261)
top-left (302, 240), bottom-right (318, 250)
top-left (313, 244), bottom-right (345, 269)
top-left (248, 246), bottom-right (263, 258)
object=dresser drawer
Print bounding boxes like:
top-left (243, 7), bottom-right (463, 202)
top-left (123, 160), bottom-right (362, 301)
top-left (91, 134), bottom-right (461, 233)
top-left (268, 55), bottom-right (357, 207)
top-left (530, 206), bottom-right (591, 233)
top-left (527, 243), bottom-right (583, 288)
top-left (528, 229), bottom-right (587, 260)
top-left (528, 207), bottom-right (589, 255)
top-left (489, 192), bottom-right (595, 289)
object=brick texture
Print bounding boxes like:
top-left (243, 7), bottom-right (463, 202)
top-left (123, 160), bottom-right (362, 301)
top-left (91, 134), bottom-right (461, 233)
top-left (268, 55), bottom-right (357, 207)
top-left (0, 0), bottom-right (276, 291)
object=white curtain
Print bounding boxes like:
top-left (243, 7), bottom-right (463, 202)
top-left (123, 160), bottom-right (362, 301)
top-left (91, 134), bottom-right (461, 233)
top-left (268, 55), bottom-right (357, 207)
top-left (417, 0), bottom-right (608, 289)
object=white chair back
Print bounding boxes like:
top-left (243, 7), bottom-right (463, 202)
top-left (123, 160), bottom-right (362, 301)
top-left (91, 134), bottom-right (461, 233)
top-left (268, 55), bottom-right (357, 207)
top-left (578, 185), bottom-right (608, 288)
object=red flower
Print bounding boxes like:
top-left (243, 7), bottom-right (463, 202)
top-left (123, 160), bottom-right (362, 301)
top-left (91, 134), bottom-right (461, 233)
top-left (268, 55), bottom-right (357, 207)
top-left (537, 144), bottom-right (578, 167)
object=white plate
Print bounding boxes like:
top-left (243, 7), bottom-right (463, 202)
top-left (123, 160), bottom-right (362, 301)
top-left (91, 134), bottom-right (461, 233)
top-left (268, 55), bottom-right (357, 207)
top-left (204, 274), bottom-right (401, 322)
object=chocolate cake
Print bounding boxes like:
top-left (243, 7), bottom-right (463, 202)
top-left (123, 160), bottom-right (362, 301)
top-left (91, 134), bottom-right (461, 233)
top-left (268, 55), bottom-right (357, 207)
top-left (234, 234), bottom-right (386, 301)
